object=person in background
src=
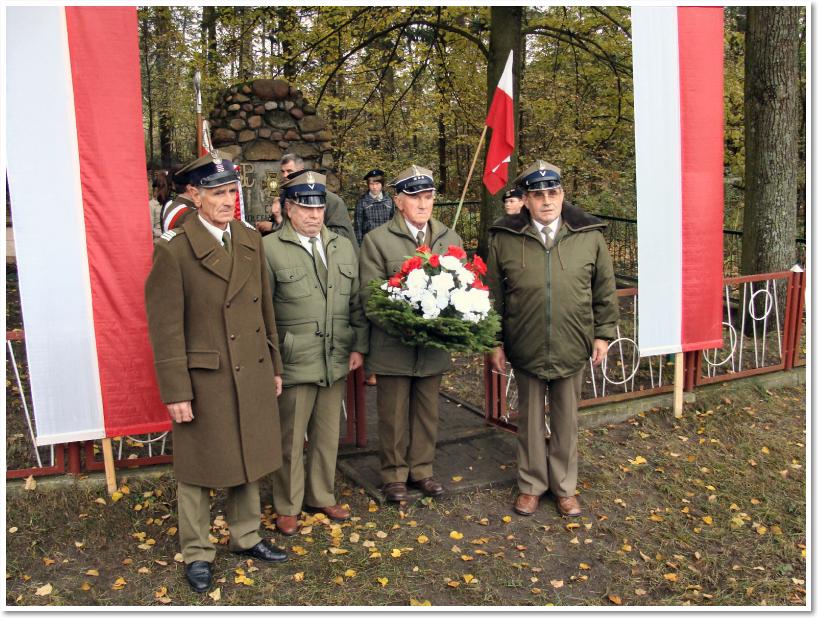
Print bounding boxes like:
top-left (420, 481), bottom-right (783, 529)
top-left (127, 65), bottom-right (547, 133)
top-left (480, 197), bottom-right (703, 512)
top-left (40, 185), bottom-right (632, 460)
top-left (501, 187), bottom-right (525, 215)
top-left (161, 158), bottom-right (207, 233)
top-left (150, 170), bottom-right (170, 240)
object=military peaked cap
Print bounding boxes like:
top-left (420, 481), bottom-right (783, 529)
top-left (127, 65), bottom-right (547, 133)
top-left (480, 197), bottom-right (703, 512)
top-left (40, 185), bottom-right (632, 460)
top-left (389, 165), bottom-right (435, 195)
top-left (282, 170), bottom-right (326, 207)
top-left (176, 150), bottom-right (238, 188)
top-left (515, 160), bottom-right (562, 191)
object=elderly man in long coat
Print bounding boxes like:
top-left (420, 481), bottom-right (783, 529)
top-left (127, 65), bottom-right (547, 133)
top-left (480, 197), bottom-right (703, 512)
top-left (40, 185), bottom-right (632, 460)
top-left (145, 151), bottom-right (288, 593)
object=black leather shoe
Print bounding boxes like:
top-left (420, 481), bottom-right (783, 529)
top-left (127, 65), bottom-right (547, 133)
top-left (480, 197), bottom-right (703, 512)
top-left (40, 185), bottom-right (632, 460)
top-left (184, 561), bottom-right (213, 593)
top-left (234, 540), bottom-right (288, 563)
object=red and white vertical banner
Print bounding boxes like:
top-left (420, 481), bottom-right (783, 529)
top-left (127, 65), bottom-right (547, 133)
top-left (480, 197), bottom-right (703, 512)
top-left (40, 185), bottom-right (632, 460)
top-left (633, 7), bottom-right (725, 356)
top-left (482, 49), bottom-right (515, 195)
top-left (6, 6), bottom-right (169, 444)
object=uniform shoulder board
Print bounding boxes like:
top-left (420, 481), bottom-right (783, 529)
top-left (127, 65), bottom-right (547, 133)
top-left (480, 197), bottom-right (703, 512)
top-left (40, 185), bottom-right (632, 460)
top-left (242, 220), bottom-right (256, 230)
top-left (160, 230), bottom-right (178, 242)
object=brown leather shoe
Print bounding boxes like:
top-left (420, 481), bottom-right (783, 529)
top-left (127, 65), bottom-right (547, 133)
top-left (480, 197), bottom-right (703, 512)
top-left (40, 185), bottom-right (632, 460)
top-left (409, 477), bottom-right (445, 497)
top-left (382, 482), bottom-right (410, 503)
top-left (275, 514), bottom-right (299, 536)
top-left (305, 504), bottom-right (350, 522)
top-left (556, 495), bottom-right (582, 517)
top-left (514, 493), bottom-right (539, 516)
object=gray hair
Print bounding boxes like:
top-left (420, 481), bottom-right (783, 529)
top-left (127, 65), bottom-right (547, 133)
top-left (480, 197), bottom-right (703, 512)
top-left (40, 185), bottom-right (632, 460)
top-left (280, 153), bottom-right (304, 168)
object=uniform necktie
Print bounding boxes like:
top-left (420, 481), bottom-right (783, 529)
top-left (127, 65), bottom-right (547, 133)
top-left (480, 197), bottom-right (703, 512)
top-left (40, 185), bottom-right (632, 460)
top-left (310, 236), bottom-right (327, 294)
top-left (222, 231), bottom-right (232, 256)
top-left (416, 230), bottom-right (425, 248)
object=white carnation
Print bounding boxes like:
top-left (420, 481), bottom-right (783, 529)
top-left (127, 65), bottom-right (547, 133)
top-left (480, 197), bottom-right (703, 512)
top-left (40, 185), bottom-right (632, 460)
top-left (430, 272), bottom-right (455, 297)
top-left (455, 266), bottom-right (475, 288)
top-left (419, 290), bottom-right (440, 319)
top-left (405, 268), bottom-right (429, 290)
top-left (438, 255), bottom-right (463, 272)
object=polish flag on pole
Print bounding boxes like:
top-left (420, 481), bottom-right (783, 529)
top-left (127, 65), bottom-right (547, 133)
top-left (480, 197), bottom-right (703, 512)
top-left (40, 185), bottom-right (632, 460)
top-left (6, 6), bottom-right (170, 444)
top-left (482, 50), bottom-right (515, 195)
top-left (632, 7), bottom-right (725, 356)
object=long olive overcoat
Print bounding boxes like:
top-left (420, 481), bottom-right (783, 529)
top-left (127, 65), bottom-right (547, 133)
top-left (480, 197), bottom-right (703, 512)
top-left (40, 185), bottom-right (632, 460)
top-left (145, 216), bottom-right (284, 488)
top-left (358, 211), bottom-right (463, 377)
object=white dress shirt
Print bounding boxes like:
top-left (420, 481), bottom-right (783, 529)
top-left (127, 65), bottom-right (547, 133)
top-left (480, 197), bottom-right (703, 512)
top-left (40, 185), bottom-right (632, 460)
top-left (532, 217), bottom-right (562, 245)
top-left (296, 231), bottom-right (327, 267)
top-left (198, 214), bottom-right (231, 246)
top-left (404, 219), bottom-right (428, 245)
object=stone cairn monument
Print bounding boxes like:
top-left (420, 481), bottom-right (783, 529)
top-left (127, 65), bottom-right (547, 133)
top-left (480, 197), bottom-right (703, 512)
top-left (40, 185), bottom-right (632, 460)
top-left (208, 78), bottom-right (339, 221)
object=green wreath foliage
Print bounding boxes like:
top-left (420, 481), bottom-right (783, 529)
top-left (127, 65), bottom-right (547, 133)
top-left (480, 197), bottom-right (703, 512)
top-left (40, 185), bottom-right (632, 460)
top-left (367, 280), bottom-right (501, 353)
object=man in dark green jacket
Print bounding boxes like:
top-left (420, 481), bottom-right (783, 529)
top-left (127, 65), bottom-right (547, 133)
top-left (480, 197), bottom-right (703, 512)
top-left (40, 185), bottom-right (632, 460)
top-left (359, 165), bottom-right (463, 502)
top-left (487, 161), bottom-right (618, 519)
top-left (263, 171), bottom-right (368, 536)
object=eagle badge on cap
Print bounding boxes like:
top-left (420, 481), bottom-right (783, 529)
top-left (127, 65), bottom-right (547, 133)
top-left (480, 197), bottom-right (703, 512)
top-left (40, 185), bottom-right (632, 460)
top-left (306, 171), bottom-right (316, 188)
top-left (210, 149), bottom-right (225, 173)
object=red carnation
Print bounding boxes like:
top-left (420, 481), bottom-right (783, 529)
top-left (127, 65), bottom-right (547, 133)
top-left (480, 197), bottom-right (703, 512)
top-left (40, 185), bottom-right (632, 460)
top-left (416, 244), bottom-right (431, 254)
top-left (445, 245), bottom-right (467, 260)
top-left (428, 254), bottom-right (441, 268)
top-left (388, 275), bottom-right (403, 288)
top-left (471, 275), bottom-right (489, 291)
top-left (401, 256), bottom-right (423, 275)
top-left (470, 255), bottom-right (487, 276)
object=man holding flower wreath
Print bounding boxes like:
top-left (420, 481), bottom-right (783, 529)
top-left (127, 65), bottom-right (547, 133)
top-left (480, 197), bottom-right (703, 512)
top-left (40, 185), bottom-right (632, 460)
top-left (359, 165), bottom-right (464, 503)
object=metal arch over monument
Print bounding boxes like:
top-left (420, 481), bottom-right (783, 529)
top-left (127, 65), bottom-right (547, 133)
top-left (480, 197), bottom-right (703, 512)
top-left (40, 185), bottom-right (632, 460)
top-left (208, 78), bottom-right (340, 223)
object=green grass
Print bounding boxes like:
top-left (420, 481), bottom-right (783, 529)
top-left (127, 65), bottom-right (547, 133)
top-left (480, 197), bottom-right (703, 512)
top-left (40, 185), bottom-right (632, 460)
top-left (6, 383), bottom-right (806, 607)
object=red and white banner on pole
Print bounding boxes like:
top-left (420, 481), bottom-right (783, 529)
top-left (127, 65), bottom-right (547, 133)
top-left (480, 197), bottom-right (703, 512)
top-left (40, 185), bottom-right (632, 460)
top-left (632, 7), bottom-right (725, 356)
top-left (482, 50), bottom-right (515, 195)
top-left (6, 6), bottom-right (170, 444)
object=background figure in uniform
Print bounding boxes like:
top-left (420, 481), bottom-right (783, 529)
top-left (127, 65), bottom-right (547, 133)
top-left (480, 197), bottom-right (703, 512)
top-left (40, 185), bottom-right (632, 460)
top-left (501, 187), bottom-right (525, 215)
top-left (359, 165), bottom-right (463, 503)
top-left (161, 160), bottom-right (204, 232)
top-left (145, 151), bottom-right (289, 593)
top-left (486, 160), bottom-right (618, 519)
top-left (257, 153), bottom-right (358, 249)
top-left (263, 171), bottom-right (368, 536)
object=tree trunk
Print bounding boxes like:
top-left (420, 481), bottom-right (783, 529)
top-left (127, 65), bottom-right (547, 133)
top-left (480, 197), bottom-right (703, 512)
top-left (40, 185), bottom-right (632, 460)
top-left (155, 7), bottom-right (173, 168)
top-left (741, 6), bottom-right (800, 275)
top-left (477, 6), bottom-right (522, 259)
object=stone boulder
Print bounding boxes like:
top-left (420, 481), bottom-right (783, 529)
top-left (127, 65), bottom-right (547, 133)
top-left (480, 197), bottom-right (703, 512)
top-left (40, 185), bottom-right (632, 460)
top-left (243, 140), bottom-right (283, 161)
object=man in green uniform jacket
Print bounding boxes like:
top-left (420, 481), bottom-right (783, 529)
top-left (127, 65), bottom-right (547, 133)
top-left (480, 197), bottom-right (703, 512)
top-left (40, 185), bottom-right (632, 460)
top-left (359, 165), bottom-right (463, 503)
top-left (487, 161), bottom-right (618, 519)
top-left (145, 151), bottom-right (289, 593)
top-left (262, 170), bottom-right (368, 536)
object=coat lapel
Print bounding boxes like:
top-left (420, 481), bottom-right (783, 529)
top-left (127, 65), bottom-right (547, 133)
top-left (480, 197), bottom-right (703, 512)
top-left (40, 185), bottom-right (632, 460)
top-left (225, 221), bottom-right (256, 302)
top-left (184, 216), bottom-right (232, 282)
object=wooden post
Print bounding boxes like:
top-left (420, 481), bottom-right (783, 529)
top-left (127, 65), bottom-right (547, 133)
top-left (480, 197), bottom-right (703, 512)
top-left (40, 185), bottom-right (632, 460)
top-left (673, 352), bottom-right (685, 417)
top-left (101, 438), bottom-right (117, 494)
top-left (452, 126), bottom-right (488, 230)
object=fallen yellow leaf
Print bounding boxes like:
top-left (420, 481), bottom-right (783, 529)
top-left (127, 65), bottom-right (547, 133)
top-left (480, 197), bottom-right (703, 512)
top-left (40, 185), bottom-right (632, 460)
top-left (447, 580), bottom-right (460, 588)
top-left (332, 576), bottom-right (344, 586)
top-left (328, 547), bottom-right (349, 555)
top-left (450, 531), bottom-right (464, 540)
top-left (110, 491), bottom-right (123, 502)
top-left (502, 516), bottom-right (512, 524)
top-left (608, 594), bottom-right (623, 605)
top-left (761, 447), bottom-right (770, 454)
top-left (463, 574), bottom-right (475, 584)
top-left (80, 582), bottom-right (91, 591)
top-left (417, 534), bottom-right (429, 544)
top-left (85, 569), bottom-right (100, 577)
top-left (579, 562), bottom-right (591, 570)
top-left (377, 577), bottom-right (388, 587)
top-left (663, 573), bottom-right (678, 582)
top-left (410, 598), bottom-right (432, 606)
top-left (550, 579), bottom-right (564, 588)
top-left (451, 476), bottom-right (463, 482)
top-left (702, 516), bottom-right (713, 525)
top-left (292, 572), bottom-right (304, 582)
top-left (35, 583), bottom-right (53, 596)
top-left (111, 577), bottom-right (127, 590)
top-left (24, 476), bottom-right (37, 491)
top-left (344, 569), bottom-right (357, 578)
top-left (478, 518), bottom-right (489, 526)
top-left (628, 456), bottom-right (647, 466)
top-left (209, 587), bottom-right (221, 601)
top-left (390, 549), bottom-right (402, 558)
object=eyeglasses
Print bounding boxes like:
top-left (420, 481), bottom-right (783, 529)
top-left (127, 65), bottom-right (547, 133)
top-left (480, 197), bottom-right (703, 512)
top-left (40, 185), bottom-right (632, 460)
top-left (528, 188), bottom-right (563, 199)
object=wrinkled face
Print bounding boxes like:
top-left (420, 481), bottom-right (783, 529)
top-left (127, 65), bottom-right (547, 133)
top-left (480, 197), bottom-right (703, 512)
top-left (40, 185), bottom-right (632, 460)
top-left (395, 190), bottom-right (434, 229)
top-left (503, 196), bottom-right (524, 215)
top-left (193, 183), bottom-right (237, 228)
top-left (279, 161), bottom-right (301, 181)
top-left (286, 200), bottom-right (325, 237)
top-left (367, 179), bottom-right (383, 195)
top-left (524, 187), bottom-right (564, 226)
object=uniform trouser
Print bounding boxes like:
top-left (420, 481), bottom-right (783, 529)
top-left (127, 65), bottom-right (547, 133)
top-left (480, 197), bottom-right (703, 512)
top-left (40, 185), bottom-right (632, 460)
top-left (376, 374), bottom-right (441, 484)
top-left (272, 379), bottom-right (345, 516)
top-left (177, 480), bottom-right (262, 563)
top-left (514, 368), bottom-right (583, 498)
